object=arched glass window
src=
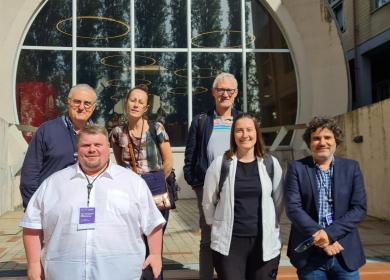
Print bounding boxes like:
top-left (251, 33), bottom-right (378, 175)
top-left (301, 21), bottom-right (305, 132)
top-left (16, 0), bottom-right (297, 146)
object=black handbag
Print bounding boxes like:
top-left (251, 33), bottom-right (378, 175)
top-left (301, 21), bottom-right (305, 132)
top-left (140, 266), bottom-right (154, 280)
top-left (165, 169), bottom-right (180, 209)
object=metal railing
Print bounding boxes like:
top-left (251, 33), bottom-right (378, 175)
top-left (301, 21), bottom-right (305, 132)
top-left (13, 122), bottom-right (308, 151)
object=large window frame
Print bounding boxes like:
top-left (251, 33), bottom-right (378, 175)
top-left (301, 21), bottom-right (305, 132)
top-left (15, 0), bottom-right (295, 148)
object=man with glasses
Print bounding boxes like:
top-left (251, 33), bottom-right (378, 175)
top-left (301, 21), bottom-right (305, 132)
top-left (20, 84), bottom-right (97, 209)
top-left (184, 72), bottom-right (240, 279)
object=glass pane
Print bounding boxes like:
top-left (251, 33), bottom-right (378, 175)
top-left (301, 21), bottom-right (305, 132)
top-left (77, 51), bottom-right (131, 127)
top-left (246, 0), bottom-right (287, 49)
top-left (16, 50), bottom-right (72, 141)
top-left (135, 0), bottom-right (187, 48)
top-left (23, 0), bottom-right (72, 46)
top-left (192, 0), bottom-right (242, 48)
top-left (246, 52), bottom-right (297, 145)
top-left (135, 52), bottom-right (188, 146)
top-left (191, 53), bottom-right (242, 116)
top-left (77, 0), bottom-right (130, 48)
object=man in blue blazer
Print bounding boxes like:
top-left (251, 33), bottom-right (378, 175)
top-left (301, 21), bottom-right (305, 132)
top-left (285, 116), bottom-right (367, 280)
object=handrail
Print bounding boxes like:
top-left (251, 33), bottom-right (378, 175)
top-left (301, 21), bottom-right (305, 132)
top-left (12, 122), bottom-right (308, 151)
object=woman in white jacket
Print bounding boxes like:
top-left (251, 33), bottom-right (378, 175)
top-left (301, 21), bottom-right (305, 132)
top-left (202, 113), bottom-right (283, 280)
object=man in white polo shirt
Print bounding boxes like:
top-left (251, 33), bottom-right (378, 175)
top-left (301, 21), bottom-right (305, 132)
top-left (21, 124), bottom-right (165, 280)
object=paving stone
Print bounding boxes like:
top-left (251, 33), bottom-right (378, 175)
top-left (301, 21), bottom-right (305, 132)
top-left (0, 199), bottom-right (390, 279)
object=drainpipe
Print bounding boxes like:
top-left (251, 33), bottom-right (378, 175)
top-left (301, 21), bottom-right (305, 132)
top-left (352, 0), bottom-right (359, 109)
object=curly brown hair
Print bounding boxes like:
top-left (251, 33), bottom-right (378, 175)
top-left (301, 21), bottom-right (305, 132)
top-left (302, 116), bottom-right (343, 147)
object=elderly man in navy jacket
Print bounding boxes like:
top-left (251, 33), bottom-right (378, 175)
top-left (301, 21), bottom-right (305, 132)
top-left (184, 72), bottom-right (241, 280)
top-left (20, 84), bottom-right (96, 209)
top-left (284, 116), bottom-right (367, 280)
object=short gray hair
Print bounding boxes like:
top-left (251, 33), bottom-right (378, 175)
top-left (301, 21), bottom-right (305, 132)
top-left (68, 84), bottom-right (97, 101)
top-left (212, 72), bottom-right (237, 88)
top-left (78, 124), bottom-right (108, 140)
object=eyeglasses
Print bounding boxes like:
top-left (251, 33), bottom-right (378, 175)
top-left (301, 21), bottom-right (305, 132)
top-left (214, 88), bottom-right (236, 96)
top-left (69, 98), bottom-right (95, 109)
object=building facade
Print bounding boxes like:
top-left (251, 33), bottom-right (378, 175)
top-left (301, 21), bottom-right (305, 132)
top-left (329, 0), bottom-right (390, 109)
top-left (328, 0), bottom-right (390, 220)
top-left (0, 0), bottom-right (348, 212)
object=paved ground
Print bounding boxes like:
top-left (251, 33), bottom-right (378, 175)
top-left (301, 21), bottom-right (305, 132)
top-left (1, 199), bottom-right (390, 279)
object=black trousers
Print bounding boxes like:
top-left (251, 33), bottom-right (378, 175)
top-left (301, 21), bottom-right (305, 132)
top-left (212, 235), bottom-right (280, 280)
top-left (143, 209), bottom-right (169, 280)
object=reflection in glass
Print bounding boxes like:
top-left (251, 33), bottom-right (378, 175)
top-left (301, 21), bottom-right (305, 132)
top-left (191, 53), bottom-right (242, 116)
top-left (247, 52), bottom-right (297, 145)
top-left (23, 0), bottom-right (72, 46)
top-left (135, 0), bottom-right (187, 48)
top-left (192, 0), bottom-right (241, 48)
top-left (18, 0), bottom-right (298, 146)
top-left (135, 52), bottom-right (188, 146)
top-left (77, 0), bottom-right (130, 48)
top-left (246, 0), bottom-right (287, 48)
top-left (16, 50), bottom-right (72, 140)
top-left (77, 51), bottom-right (128, 127)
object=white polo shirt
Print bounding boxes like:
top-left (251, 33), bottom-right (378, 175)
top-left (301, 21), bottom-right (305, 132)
top-left (20, 162), bottom-right (165, 280)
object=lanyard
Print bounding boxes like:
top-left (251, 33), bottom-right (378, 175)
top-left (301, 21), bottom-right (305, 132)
top-left (136, 118), bottom-right (145, 162)
top-left (63, 115), bottom-right (78, 161)
top-left (81, 165), bottom-right (108, 206)
top-left (128, 118), bottom-right (145, 164)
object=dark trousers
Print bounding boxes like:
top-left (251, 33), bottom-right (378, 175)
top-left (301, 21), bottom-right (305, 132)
top-left (194, 187), bottom-right (214, 280)
top-left (212, 235), bottom-right (280, 280)
top-left (144, 209), bottom-right (169, 280)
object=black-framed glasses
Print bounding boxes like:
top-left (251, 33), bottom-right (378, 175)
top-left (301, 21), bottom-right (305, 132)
top-left (69, 98), bottom-right (95, 109)
top-left (214, 88), bottom-right (236, 96)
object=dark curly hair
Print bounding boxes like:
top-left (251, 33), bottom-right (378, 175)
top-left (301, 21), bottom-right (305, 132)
top-left (302, 116), bottom-right (343, 147)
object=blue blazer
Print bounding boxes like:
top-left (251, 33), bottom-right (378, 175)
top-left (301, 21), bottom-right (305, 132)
top-left (284, 156), bottom-right (367, 270)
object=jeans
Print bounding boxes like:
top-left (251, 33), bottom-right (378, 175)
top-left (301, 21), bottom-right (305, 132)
top-left (194, 187), bottom-right (214, 280)
top-left (298, 256), bottom-right (360, 280)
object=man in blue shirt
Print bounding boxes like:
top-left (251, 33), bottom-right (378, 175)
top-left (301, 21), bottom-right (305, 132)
top-left (20, 84), bottom-right (97, 208)
top-left (284, 116), bottom-right (367, 280)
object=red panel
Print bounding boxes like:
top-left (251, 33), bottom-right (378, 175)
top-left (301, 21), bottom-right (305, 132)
top-left (16, 82), bottom-right (58, 143)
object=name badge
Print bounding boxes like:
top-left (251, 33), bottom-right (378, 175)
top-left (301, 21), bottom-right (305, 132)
top-left (77, 207), bottom-right (95, 231)
top-left (325, 213), bottom-right (334, 226)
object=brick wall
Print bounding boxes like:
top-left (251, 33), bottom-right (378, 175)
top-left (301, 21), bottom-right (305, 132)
top-left (341, 1), bottom-right (390, 52)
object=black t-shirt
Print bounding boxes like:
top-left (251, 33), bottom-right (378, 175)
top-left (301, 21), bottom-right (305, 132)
top-left (232, 159), bottom-right (262, 237)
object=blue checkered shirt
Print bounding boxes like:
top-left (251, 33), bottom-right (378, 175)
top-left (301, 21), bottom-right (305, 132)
top-left (315, 160), bottom-right (334, 228)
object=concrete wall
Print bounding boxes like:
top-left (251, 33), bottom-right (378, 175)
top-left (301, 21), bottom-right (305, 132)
top-left (0, 118), bottom-right (26, 215)
top-left (335, 99), bottom-right (390, 221)
top-left (0, 0), bottom-right (38, 214)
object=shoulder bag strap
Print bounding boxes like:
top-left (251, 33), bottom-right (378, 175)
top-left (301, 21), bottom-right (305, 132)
top-left (216, 154), bottom-right (232, 205)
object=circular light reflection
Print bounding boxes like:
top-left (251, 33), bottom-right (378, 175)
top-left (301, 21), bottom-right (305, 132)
top-left (56, 16), bottom-right (130, 40)
top-left (191, 30), bottom-right (256, 48)
top-left (174, 67), bottom-right (220, 79)
top-left (168, 87), bottom-right (208, 95)
top-left (107, 78), bottom-right (152, 87)
top-left (100, 55), bottom-right (156, 68)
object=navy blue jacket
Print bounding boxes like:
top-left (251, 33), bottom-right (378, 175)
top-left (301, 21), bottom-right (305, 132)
top-left (20, 116), bottom-right (78, 208)
top-left (284, 156), bottom-right (367, 270)
top-left (183, 108), bottom-right (241, 188)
